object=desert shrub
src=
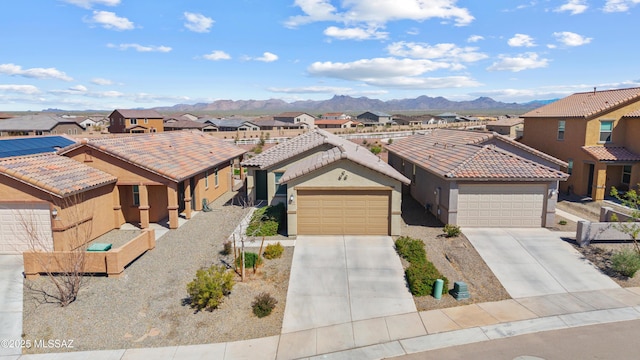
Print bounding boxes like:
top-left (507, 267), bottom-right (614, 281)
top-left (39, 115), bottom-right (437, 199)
top-left (443, 224), bottom-right (461, 238)
top-left (264, 242), bottom-right (284, 259)
top-left (405, 262), bottom-right (449, 297)
top-left (252, 292), bottom-right (278, 318)
top-left (246, 204), bottom-right (285, 237)
top-left (186, 265), bottom-right (235, 312)
top-left (221, 240), bottom-right (232, 255)
top-left (387, 138), bottom-right (394, 145)
top-left (612, 247), bottom-right (640, 277)
top-left (558, 220), bottom-right (568, 225)
top-left (235, 251), bottom-right (264, 269)
top-left (395, 236), bottom-right (427, 264)
top-left (370, 145), bottom-right (382, 155)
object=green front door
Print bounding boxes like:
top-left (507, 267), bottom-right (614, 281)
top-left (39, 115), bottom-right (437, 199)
top-left (255, 170), bottom-right (267, 201)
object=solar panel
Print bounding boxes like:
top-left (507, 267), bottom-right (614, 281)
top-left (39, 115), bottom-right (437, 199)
top-left (0, 136), bottom-right (76, 158)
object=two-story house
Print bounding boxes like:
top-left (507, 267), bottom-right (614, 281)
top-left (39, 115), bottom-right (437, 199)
top-left (521, 87), bottom-right (640, 201)
top-left (356, 111), bottom-right (392, 125)
top-left (273, 112), bottom-right (316, 128)
top-left (108, 109), bottom-right (165, 133)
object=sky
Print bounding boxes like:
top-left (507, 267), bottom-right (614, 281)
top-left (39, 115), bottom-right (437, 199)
top-left (1, 0), bottom-right (640, 111)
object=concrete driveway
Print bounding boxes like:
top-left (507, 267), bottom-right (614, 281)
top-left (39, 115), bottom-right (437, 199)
top-left (464, 228), bottom-right (620, 298)
top-left (281, 235), bottom-right (416, 333)
top-left (0, 255), bottom-right (23, 356)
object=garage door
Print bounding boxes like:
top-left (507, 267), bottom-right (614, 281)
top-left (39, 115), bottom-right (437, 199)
top-left (0, 203), bottom-right (53, 254)
top-left (457, 184), bottom-right (546, 227)
top-left (297, 190), bottom-right (390, 235)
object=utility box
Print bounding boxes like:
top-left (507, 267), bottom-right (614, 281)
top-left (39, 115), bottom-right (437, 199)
top-left (452, 281), bottom-right (470, 300)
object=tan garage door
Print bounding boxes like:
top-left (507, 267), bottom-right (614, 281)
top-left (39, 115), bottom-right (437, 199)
top-left (457, 184), bottom-right (546, 227)
top-left (297, 190), bottom-right (390, 235)
top-left (0, 203), bottom-right (53, 254)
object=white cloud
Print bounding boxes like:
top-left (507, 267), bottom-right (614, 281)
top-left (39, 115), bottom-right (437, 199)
top-left (255, 52), bottom-right (279, 62)
top-left (267, 86), bottom-right (353, 94)
top-left (508, 34), bottom-right (536, 47)
top-left (487, 53), bottom-right (549, 72)
top-left (203, 50), bottom-right (231, 61)
top-left (0, 84), bottom-right (40, 94)
top-left (553, 31), bottom-right (592, 46)
top-left (323, 26), bottom-right (388, 40)
top-left (286, 0), bottom-right (474, 28)
top-left (61, 0), bottom-right (120, 9)
top-left (107, 43), bottom-right (172, 52)
top-left (362, 76), bottom-right (481, 89)
top-left (555, 0), bottom-right (588, 15)
top-left (603, 0), bottom-right (640, 12)
top-left (0, 63), bottom-right (73, 81)
top-left (387, 41), bottom-right (488, 62)
top-left (89, 11), bottom-right (134, 31)
top-left (91, 77), bottom-right (113, 85)
top-left (467, 35), bottom-right (484, 43)
top-left (184, 12), bottom-right (214, 33)
top-left (69, 85), bottom-right (88, 92)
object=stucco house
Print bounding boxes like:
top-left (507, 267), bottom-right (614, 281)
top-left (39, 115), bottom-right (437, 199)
top-left (108, 109), bottom-right (165, 133)
top-left (521, 87), bottom-right (640, 201)
top-left (242, 129), bottom-right (410, 236)
top-left (486, 117), bottom-right (524, 138)
top-left (357, 111), bottom-right (392, 125)
top-left (0, 114), bottom-right (85, 137)
top-left (58, 131), bottom-right (245, 230)
top-left (386, 129), bottom-right (568, 228)
top-left (273, 112), bottom-right (316, 128)
top-left (314, 119), bottom-right (359, 129)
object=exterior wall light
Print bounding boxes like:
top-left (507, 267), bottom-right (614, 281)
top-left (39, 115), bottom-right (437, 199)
top-left (289, 194), bottom-right (294, 204)
top-left (51, 207), bottom-right (58, 219)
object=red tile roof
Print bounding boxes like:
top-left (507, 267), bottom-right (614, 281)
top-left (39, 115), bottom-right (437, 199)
top-left (522, 87), bottom-right (640, 118)
top-left (386, 129), bottom-right (568, 181)
top-left (60, 131), bottom-right (245, 182)
top-left (0, 154), bottom-right (116, 198)
top-left (582, 146), bottom-right (640, 162)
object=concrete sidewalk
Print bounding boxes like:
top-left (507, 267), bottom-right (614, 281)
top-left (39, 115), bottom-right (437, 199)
top-left (9, 287), bottom-right (640, 360)
top-left (0, 255), bottom-right (23, 357)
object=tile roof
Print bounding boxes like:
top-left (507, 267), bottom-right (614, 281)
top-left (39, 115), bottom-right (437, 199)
top-left (386, 129), bottom-right (568, 181)
top-left (522, 87), bottom-right (640, 118)
top-left (242, 129), bottom-right (410, 185)
top-left (623, 109), bottom-right (640, 117)
top-left (486, 117), bottom-right (523, 127)
top-left (112, 109), bottom-right (163, 119)
top-left (163, 119), bottom-right (205, 129)
top-left (315, 119), bottom-right (352, 125)
top-left (0, 114), bottom-right (78, 131)
top-left (0, 135), bottom-right (76, 158)
top-left (0, 154), bottom-right (116, 198)
top-left (59, 131), bottom-right (246, 182)
top-left (582, 146), bottom-right (640, 162)
top-left (275, 112), bottom-right (313, 118)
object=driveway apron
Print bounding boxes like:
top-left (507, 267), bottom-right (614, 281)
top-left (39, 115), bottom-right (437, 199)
top-left (0, 255), bottom-right (23, 356)
top-left (464, 228), bottom-right (620, 298)
top-left (281, 235), bottom-right (416, 334)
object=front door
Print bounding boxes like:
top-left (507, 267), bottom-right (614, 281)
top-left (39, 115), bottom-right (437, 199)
top-left (255, 170), bottom-right (267, 201)
top-left (586, 163), bottom-right (595, 198)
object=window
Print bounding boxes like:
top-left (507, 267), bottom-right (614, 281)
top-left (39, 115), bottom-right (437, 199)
top-left (599, 120), bottom-right (613, 143)
top-left (622, 165), bottom-right (632, 184)
top-left (130, 118), bottom-right (138, 125)
top-left (132, 185), bottom-right (140, 206)
top-left (214, 168), bottom-right (219, 187)
top-left (274, 172), bottom-right (286, 195)
top-left (557, 120), bottom-right (565, 140)
top-left (204, 171), bottom-right (209, 189)
top-left (567, 159), bottom-right (573, 175)
top-left (144, 118), bottom-right (148, 124)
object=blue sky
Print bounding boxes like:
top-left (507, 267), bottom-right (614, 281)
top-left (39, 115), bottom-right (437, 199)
top-left (1, 0), bottom-right (639, 111)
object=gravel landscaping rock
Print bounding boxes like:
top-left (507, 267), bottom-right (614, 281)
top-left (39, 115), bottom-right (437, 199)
top-left (22, 191), bottom-right (292, 353)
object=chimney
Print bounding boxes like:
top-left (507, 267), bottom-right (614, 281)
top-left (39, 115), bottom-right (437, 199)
top-left (594, 87), bottom-right (596, 94)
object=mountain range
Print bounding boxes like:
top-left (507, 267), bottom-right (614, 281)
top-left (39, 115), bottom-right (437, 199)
top-left (152, 95), bottom-right (556, 114)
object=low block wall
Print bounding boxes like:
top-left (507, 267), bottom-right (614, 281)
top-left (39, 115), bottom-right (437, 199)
top-left (24, 229), bottom-right (155, 279)
top-left (576, 220), bottom-right (633, 247)
top-left (600, 206), bottom-right (636, 222)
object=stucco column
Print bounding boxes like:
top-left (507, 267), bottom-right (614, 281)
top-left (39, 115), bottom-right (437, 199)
top-left (184, 179), bottom-right (192, 220)
top-left (594, 162), bottom-right (608, 201)
top-left (167, 184), bottom-right (179, 229)
top-left (112, 185), bottom-right (124, 228)
top-left (138, 184), bottom-right (150, 229)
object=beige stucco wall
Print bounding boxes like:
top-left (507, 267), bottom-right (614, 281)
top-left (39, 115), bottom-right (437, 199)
top-left (284, 159), bottom-right (404, 236)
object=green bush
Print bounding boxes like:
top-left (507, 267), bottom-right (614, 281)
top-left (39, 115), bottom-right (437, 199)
top-left (395, 236), bottom-right (427, 264)
top-left (246, 204), bottom-right (285, 237)
top-left (405, 262), bottom-right (449, 297)
top-left (612, 247), bottom-right (640, 277)
top-left (370, 145), bottom-right (382, 155)
top-left (186, 265), bottom-right (235, 312)
top-left (235, 252), bottom-right (263, 269)
top-left (443, 224), bottom-right (461, 238)
top-left (264, 242), bottom-right (284, 259)
top-left (558, 220), bottom-right (568, 226)
top-left (252, 292), bottom-right (278, 318)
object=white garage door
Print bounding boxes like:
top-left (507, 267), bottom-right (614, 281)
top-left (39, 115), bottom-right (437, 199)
top-left (457, 184), bottom-right (546, 227)
top-left (0, 203), bottom-right (53, 254)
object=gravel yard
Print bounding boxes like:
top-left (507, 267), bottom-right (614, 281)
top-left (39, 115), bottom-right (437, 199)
top-left (22, 191), bottom-right (292, 353)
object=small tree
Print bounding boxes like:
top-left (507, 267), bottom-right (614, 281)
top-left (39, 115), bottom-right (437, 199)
top-left (611, 185), bottom-right (640, 254)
